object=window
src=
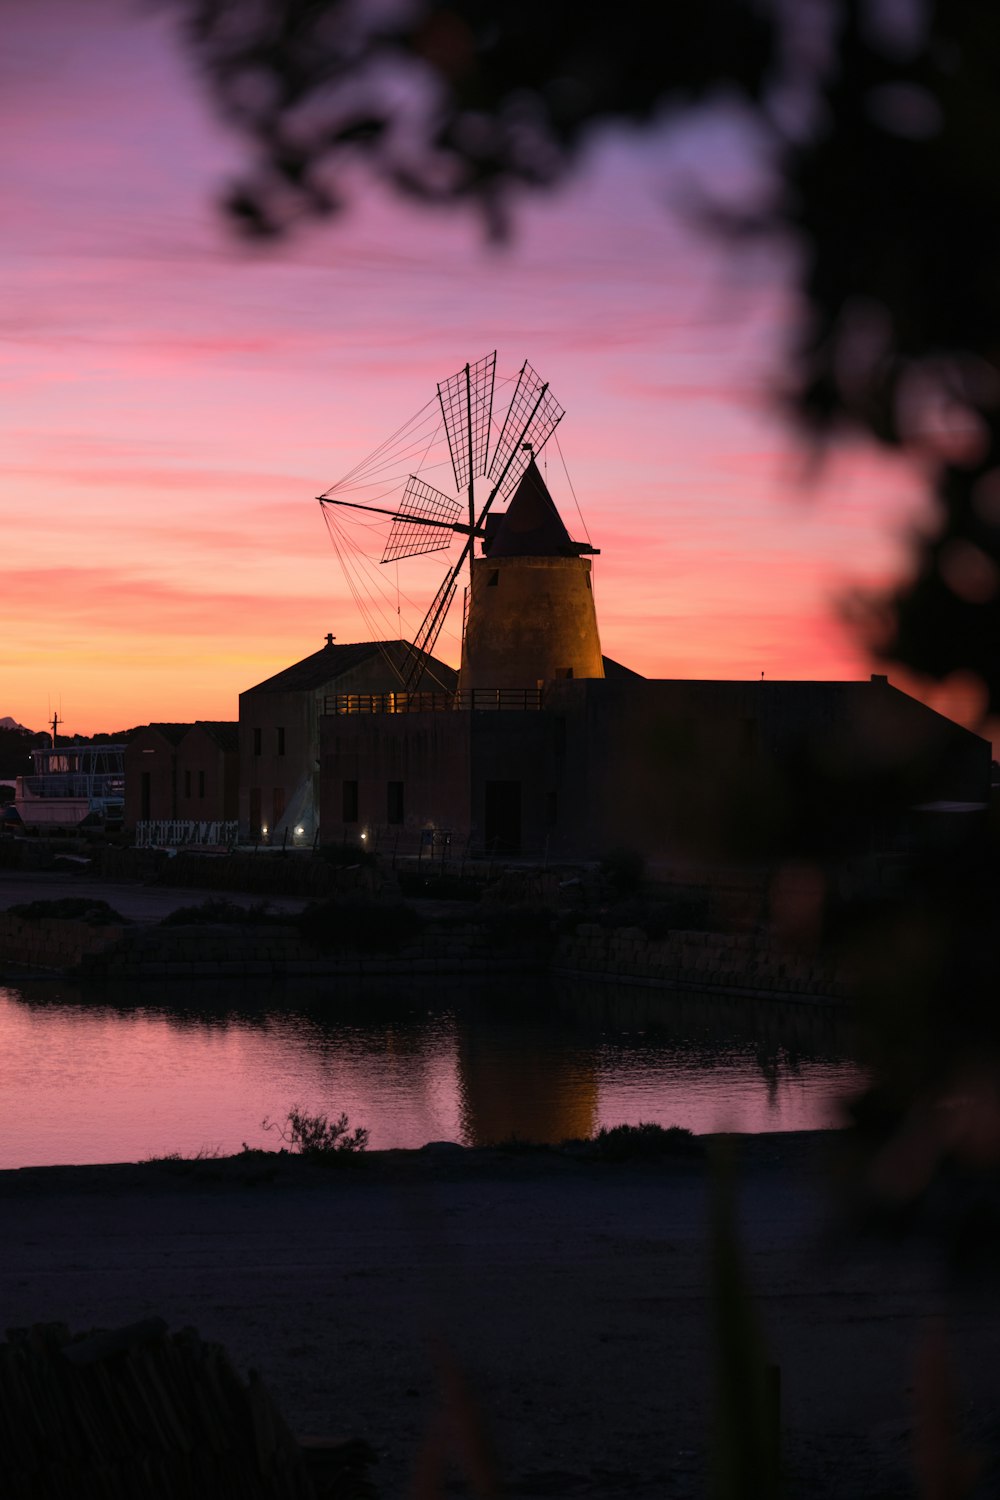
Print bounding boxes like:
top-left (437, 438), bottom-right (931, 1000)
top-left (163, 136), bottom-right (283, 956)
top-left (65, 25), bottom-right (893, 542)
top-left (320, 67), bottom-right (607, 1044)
top-left (555, 666), bottom-right (574, 679)
top-left (342, 779), bottom-right (359, 822)
top-left (253, 727), bottom-right (262, 756)
top-left (387, 781), bottom-right (404, 825)
top-left (198, 769), bottom-right (205, 798)
top-left (487, 569), bottom-right (499, 587)
top-left (184, 769), bottom-right (192, 798)
top-left (249, 787), bottom-right (262, 835)
top-left (273, 787), bottom-right (286, 825)
top-left (277, 726), bottom-right (285, 756)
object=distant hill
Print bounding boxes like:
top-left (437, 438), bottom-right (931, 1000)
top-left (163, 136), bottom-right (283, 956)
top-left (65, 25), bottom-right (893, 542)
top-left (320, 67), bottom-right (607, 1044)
top-left (0, 716), bottom-right (33, 734)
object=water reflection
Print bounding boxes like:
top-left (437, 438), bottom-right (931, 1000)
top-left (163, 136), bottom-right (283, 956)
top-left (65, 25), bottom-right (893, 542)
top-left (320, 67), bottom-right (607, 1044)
top-left (0, 976), bottom-right (861, 1167)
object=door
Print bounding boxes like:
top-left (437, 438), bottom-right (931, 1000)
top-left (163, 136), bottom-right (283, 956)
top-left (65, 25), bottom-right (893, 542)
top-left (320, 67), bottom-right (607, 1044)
top-left (484, 780), bottom-right (521, 855)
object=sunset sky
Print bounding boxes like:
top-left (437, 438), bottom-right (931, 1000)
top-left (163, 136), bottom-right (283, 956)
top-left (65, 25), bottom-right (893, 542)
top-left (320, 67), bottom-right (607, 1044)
top-left (2, 2), bottom-right (939, 736)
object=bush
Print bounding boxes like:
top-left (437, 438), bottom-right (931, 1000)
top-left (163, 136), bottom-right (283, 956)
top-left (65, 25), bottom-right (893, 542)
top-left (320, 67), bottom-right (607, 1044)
top-left (599, 847), bottom-right (646, 896)
top-left (161, 899), bottom-right (276, 927)
top-left (295, 894), bottom-right (422, 953)
top-left (8, 897), bottom-right (128, 925)
top-left (585, 1122), bottom-right (701, 1161)
top-left (593, 892), bottom-right (715, 939)
top-left (263, 1108), bottom-right (369, 1157)
top-left (477, 904), bottom-right (556, 952)
top-left (317, 842), bottom-right (376, 869)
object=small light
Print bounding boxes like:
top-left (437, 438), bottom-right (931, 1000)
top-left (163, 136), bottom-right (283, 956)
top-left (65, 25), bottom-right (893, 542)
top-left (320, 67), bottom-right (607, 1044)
top-left (360, 832), bottom-right (367, 840)
top-left (295, 825), bottom-right (304, 836)
top-left (262, 825), bottom-right (268, 834)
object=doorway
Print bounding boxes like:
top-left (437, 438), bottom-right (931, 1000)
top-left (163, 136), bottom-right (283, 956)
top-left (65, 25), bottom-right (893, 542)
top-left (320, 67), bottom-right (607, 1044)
top-left (484, 780), bottom-right (521, 855)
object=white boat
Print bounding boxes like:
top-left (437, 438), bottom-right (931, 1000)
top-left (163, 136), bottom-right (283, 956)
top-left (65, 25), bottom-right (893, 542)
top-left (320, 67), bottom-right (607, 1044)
top-left (14, 733), bottom-right (125, 830)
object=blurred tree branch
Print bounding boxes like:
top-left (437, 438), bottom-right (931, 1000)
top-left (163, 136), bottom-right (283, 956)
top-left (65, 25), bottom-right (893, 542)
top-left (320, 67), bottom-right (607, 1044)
top-left (169, 0), bottom-right (1000, 706)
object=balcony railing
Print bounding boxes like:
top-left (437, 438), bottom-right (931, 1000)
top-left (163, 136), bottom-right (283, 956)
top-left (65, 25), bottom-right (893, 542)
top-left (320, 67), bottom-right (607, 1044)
top-left (324, 688), bottom-right (544, 715)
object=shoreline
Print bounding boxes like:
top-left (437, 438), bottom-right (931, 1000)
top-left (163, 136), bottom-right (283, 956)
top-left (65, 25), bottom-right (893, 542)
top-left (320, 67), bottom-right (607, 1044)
top-left (3, 1125), bottom-right (994, 1499)
top-left (0, 1126), bottom-right (840, 1191)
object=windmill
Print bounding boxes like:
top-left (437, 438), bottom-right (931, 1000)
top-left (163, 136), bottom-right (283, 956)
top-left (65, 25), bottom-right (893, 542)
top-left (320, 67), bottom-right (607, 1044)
top-left (318, 354), bottom-right (566, 690)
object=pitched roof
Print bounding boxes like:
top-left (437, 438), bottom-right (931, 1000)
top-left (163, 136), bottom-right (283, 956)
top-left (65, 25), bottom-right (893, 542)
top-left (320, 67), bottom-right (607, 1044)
top-left (245, 640), bottom-right (457, 694)
top-left (195, 720), bottom-right (239, 751)
top-left (485, 459), bottom-right (582, 558)
top-left (602, 656), bottom-right (645, 680)
top-left (145, 722), bottom-right (195, 746)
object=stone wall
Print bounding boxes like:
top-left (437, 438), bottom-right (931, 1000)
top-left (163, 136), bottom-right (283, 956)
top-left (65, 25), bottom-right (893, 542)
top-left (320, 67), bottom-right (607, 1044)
top-left (0, 916), bottom-right (531, 981)
top-left (554, 924), bottom-right (846, 1003)
top-left (0, 908), bottom-right (847, 1001)
top-left (0, 914), bottom-right (127, 972)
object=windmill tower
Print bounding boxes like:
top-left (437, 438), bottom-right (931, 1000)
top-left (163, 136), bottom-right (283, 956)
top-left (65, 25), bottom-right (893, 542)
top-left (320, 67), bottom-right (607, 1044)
top-left (319, 354), bottom-right (602, 692)
top-left (460, 456), bottom-right (603, 690)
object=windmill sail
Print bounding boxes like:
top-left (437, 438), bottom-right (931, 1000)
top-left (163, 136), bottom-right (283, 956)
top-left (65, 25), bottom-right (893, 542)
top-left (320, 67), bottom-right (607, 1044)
top-left (487, 361), bottom-right (564, 502)
top-left (438, 352), bottom-right (496, 491)
top-left (381, 475), bottom-right (461, 563)
top-left (401, 566), bottom-right (458, 691)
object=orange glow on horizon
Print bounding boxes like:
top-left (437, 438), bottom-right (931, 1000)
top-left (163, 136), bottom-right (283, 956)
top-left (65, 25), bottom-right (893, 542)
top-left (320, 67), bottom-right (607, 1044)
top-left (1, 4), bottom-right (945, 737)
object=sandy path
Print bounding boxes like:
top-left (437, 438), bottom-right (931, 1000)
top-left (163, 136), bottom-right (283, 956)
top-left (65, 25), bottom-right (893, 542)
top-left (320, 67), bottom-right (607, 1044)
top-left (2, 1137), bottom-right (996, 1497)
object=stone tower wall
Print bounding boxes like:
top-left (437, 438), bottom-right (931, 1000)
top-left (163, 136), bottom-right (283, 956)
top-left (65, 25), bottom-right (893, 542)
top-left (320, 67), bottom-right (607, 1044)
top-left (460, 554), bottom-right (604, 689)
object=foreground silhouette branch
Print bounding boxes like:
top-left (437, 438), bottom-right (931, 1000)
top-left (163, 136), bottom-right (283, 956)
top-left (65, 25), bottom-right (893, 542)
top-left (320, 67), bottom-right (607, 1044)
top-left (168, 0), bottom-right (1000, 706)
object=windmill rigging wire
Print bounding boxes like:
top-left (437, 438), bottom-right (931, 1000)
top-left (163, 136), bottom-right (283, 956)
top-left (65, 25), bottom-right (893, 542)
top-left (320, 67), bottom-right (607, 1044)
top-left (322, 506), bottom-right (459, 687)
top-left (554, 429), bottom-right (592, 546)
top-left (319, 363), bottom-right (542, 692)
top-left (321, 395), bottom-right (439, 495)
top-left (322, 507), bottom-right (407, 683)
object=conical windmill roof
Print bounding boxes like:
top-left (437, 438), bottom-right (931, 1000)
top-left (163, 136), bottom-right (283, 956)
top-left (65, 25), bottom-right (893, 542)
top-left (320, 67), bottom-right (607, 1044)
top-left (485, 459), bottom-right (586, 557)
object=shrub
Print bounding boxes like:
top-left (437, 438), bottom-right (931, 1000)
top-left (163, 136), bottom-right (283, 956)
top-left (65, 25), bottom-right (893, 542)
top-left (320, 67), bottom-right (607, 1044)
top-left (295, 894), bottom-right (422, 953)
top-left (587, 1122), bottom-right (701, 1161)
top-left (599, 847), bottom-right (646, 896)
top-left (317, 842), bottom-right (376, 869)
top-left (161, 899), bottom-right (275, 927)
top-left (8, 897), bottom-right (128, 925)
top-left (594, 892), bottom-right (715, 938)
top-left (263, 1108), bottom-right (369, 1157)
top-left (477, 904), bottom-right (556, 952)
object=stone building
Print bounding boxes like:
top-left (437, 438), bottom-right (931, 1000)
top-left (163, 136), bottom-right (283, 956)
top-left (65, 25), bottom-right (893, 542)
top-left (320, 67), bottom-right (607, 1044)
top-left (124, 721), bottom-right (239, 834)
top-left (174, 721), bottom-right (239, 825)
top-left (238, 636), bottom-right (456, 842)
top-left (124, 723), bottom-right (194, 829)
top-left (318, 468), bottom-right (991, 862)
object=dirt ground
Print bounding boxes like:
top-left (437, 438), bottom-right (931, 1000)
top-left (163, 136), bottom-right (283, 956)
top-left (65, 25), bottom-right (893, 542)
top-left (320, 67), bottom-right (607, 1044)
top-left (2, 1134), bottom-right (999, 1498)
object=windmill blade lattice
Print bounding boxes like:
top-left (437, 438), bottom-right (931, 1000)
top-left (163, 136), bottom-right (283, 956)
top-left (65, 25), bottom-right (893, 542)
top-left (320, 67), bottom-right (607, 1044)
top-left (488, 362), bottom-right (565, 501)
top-left (381, 476), bottom-right (461, 563)
top-left (438, 352), bottom-right (496, 491)
top-left (402, 566), bottom-right (458, 691)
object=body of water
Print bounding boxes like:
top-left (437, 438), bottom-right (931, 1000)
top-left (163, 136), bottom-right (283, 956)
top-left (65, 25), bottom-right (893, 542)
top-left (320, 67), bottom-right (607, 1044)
top-left (0, 975), bottom-right (863, 1167)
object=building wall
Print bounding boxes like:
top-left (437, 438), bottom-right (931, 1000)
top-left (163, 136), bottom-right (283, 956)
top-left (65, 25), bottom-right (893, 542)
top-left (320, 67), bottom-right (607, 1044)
top-left (320, 711), bottom-right (471, 847)
top-left (536, 677), bottom-right (992, 862)
top-left (175, 727), bottom-right (238, 824)
top-left (238, 689), bottom-right (312, 839)
top-left (240, 653), bottom-right (440, 840)
top-left (124, 728), bottom-right (186, 830)
top-left (317, 676), bottom-right (991, 865)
